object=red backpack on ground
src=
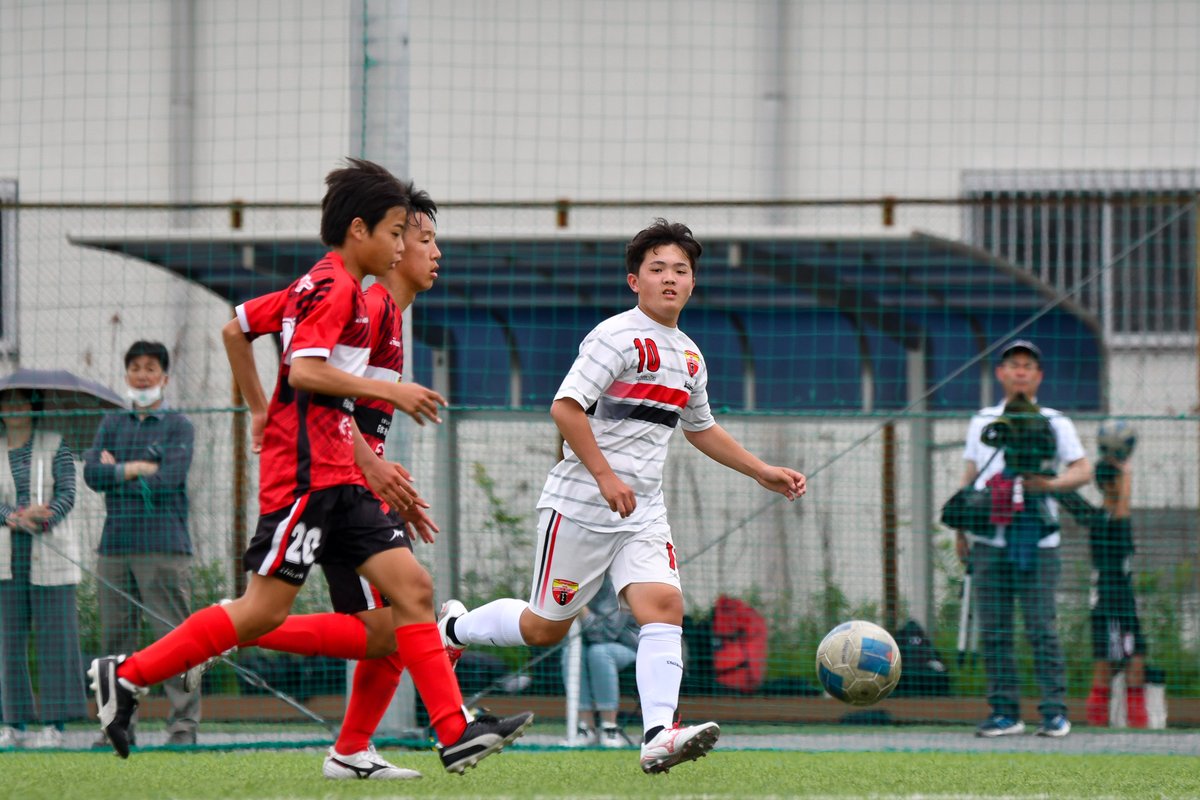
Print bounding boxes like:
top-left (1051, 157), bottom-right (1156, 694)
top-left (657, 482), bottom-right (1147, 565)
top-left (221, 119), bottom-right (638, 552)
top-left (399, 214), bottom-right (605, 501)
top-left (711, 595), bottom-right (769, 693)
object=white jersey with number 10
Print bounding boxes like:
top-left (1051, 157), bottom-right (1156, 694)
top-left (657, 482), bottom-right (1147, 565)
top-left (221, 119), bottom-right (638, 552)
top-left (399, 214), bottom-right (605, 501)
top-left (537, 307), bottom-right (716, 532)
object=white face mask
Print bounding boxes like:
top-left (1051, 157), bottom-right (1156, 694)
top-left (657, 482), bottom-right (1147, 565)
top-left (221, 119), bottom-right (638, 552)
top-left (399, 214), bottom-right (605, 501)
top-left (126, 384), bottom-right (164, 408)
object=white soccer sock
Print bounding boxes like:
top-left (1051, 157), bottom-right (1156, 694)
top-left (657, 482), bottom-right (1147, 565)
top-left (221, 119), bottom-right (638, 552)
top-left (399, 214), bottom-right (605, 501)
top-left (636, 622), bottom-right (684, 735)
top-left (451, 598), bottom-right (529, 647)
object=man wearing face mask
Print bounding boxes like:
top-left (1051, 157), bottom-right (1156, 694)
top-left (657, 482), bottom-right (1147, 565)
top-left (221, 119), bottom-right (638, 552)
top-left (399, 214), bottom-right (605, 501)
top-left (84, 340), bottom-right (198, 746)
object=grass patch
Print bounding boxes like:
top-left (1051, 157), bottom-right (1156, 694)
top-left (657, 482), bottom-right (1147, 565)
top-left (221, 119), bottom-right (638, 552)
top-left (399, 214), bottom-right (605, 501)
top-left (3, 748), bottom-right (1198, 799)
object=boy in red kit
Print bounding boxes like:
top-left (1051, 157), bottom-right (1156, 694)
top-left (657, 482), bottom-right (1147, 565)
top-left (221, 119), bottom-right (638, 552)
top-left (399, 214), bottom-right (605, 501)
top-left (221, 189), bottom-right (499, 779)
top-left (89, 160), bottom-right (532, 774)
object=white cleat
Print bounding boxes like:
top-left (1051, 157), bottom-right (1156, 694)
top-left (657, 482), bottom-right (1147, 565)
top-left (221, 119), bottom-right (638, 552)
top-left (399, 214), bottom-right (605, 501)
top-left (437, 599), bottom-right (468, 670)
top-left (322, 745), bottom-right (423, 780)
top-left (640, 721), bottom-right (720, 774)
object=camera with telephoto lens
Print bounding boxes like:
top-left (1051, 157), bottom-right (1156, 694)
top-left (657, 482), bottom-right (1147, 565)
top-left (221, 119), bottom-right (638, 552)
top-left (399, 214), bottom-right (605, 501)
top-left (980, 394), bottom-right (1057, 476)
top-left (1094, 418), bottom-right (1136, 490)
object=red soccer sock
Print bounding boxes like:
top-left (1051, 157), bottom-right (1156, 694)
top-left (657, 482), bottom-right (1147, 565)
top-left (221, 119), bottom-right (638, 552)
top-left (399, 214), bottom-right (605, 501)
top-left (118, 605), bottom-right (239, 687)
top-left (243, 613), bottom-right (368, 660)
top-left (1086, 682), bottom-right (1110, 727)
top-left (334, 652), bottom-right (404, 754)
top-left (1126, 685), bottom-right (1148, 728)
top-left (393, 623), bottom-right (467, 744)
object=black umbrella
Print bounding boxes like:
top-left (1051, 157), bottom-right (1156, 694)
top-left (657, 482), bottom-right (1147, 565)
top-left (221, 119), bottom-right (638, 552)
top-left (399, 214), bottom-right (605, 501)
top-left (0, 368), bottom-right (126, 453)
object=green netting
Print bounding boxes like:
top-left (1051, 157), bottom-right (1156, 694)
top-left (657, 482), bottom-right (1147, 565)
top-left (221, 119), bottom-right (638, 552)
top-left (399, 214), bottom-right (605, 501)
top-left (0, 1), bottom-right (1198, 757)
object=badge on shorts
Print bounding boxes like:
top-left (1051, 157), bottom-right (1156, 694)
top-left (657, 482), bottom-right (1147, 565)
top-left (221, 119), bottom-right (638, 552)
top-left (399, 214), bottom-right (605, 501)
top-left (552, 578), bottom-right (579, 606)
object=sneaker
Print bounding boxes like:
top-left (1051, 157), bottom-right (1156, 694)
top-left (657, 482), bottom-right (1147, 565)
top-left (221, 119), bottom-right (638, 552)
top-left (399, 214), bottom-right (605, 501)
top-left (438, 710), bottom-right (534, 774)
top-left (561, 724), bottom-right (598, 747)
top-left (640, 721), bottom-right (720, 774)
top-left (0, 725), bottom-right (22, 748)
top-left (27, 725), bottom-right (62, 749)
top-left (88, 655), bottom-right (147, 758)
top-left (437, 599), bottom-right (468, 670)
top-left (1086, 686), bottom-right (1109, 727)
top-left (92, 729), bottom-right (137, 749)
top-left (600, 724), bottom-right (634, 749)
top-left (975, 713), bottom-right (1026, 737)
top-left (1034, 714), bottom-right (1072, 737)
top-left (323, 745), bottom-right (423, 780)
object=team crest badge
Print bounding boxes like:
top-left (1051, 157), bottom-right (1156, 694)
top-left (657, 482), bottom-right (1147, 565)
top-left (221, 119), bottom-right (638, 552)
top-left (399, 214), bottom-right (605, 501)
top-left (552, 578), bottom-right (579, 606)
top-left (684, 350), bottom-right (701, 377)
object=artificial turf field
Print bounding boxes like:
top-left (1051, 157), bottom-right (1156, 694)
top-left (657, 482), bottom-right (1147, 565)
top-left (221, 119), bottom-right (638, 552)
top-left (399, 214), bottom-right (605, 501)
top-left (3, 749), bottom-right (1198, 799)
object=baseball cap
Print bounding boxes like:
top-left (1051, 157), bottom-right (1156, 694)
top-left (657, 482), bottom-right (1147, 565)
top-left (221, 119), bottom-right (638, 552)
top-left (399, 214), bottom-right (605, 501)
top-left (999, 339), bottom-right (1041, 363)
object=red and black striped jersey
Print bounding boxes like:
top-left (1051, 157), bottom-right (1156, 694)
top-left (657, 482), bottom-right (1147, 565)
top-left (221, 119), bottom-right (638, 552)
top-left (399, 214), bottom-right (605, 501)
top-left (235, 252), bottom-right (371, 513)
top-left (354, 282), bottom-right (405, 456)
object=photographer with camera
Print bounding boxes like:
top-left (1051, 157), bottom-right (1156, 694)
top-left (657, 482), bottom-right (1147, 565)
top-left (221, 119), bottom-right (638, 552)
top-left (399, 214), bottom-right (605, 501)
top-left (1083, 419), bottom-right (1148, 728)
top-left (958, 340), bottom-right (1091, 739)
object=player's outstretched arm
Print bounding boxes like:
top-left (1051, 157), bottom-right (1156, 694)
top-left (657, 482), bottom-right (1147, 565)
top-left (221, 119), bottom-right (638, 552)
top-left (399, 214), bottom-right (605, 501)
top-left (683, 424), bottom-right (806, 501)
top-left (222, 318), bottom-right (270, 452)
top-left (288, 356), bottom-right (439, 422)
top-left (391, 381), bottom-right (448, 426)
top-left (550, 397), bottom-right (636, 518)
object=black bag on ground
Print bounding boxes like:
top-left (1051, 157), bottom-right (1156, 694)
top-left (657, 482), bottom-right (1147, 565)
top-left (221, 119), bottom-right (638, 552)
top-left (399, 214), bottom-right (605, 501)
top-left (891, 619), bottom-right (951, 697)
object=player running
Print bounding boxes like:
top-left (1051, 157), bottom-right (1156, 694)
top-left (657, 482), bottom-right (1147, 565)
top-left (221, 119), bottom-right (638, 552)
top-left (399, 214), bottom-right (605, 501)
top-left (437, 219), bottom-right (806, 774)
top-left (218, 188), bottom-right (514, 779)
top-left (89, 160), bottom-right (532, 773)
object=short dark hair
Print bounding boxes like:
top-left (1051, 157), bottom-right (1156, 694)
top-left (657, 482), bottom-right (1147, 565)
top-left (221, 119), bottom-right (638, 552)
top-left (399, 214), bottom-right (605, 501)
top-left (0, 387), bottom-right (42, 415)
top-left (408, 185), bottom-right (438, 226)
top-left (125, 340), bottom-right (170, 372)
top-left (625, 218), bottom-right (702, 275)
top-left (320, 158), bottom-right (413, 247)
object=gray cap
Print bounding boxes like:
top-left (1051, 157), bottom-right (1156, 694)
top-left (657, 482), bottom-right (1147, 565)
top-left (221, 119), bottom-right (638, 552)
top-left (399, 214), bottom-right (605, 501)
top-left (999, 339), bottom-right (1041, 363)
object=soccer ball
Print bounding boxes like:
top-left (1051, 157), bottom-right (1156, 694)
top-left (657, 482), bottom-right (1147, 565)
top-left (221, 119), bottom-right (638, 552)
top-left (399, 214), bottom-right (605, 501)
top-left (815, 620), bottom-right (902, 706)
top-left (1097, 418), bottom-right (1137, 462)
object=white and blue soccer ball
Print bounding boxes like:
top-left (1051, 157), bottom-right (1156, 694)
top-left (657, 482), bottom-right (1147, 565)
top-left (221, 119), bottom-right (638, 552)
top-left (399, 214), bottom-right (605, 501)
top-left (815, 620), bottom-right (902, 706)
top-left (1097, 418), bottom-right (1137, 462)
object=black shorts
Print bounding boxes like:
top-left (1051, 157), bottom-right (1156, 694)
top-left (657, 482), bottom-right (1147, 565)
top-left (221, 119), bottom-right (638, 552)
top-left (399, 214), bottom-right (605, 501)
top-left (243, 485), bottom-right (410, 588)
top-left (1090, 565), bottom-right (1145, 661)
top-left (321, 508), bottom-right (412, 614)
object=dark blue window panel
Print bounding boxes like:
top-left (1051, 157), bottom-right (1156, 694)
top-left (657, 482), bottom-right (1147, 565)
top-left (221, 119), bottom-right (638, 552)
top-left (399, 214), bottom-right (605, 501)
top-left (413, 308), bottom-right (513, 407)
top-left (738, 309), bottom-right (861, 410)
top-left (681, 308), bottom-right (747, 411)
top-left (507, 307), bottom-right (611, 408)
top-left (922, 313), bottom-right (986, 410)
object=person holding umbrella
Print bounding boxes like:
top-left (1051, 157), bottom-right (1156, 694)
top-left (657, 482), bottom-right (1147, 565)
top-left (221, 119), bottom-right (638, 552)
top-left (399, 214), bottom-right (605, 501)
top-left (0, 386), bottom-right (87, 748)
top-left (83, 341), bottom-right (198, 747)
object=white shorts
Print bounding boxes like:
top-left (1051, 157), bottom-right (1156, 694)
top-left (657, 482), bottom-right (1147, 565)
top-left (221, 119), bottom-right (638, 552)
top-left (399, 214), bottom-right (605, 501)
top-left (526, 508), bottom-right (682, 622)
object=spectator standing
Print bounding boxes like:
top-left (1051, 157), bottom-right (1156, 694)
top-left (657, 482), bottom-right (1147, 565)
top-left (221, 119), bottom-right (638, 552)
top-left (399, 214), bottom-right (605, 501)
top-left (1085, 420), bottom-right (1148, 728)
top-left (958, 340), bottom-right (1091, 739)
top-left (0, 388), bottom-right (86, 748)
top-left (84, 341), bottom-right (197, 746)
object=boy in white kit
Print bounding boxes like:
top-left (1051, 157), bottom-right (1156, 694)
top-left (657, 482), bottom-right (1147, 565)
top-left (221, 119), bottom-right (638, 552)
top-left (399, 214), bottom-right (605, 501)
top-left (439, 219), bottom-right (807, 773)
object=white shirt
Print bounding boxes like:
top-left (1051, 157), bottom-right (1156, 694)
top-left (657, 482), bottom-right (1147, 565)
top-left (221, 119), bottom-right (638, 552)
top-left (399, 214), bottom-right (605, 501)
top-left (537, 307), bottom-right (716, 532)
top-left (962, 400), bottom-right (1086, 549)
